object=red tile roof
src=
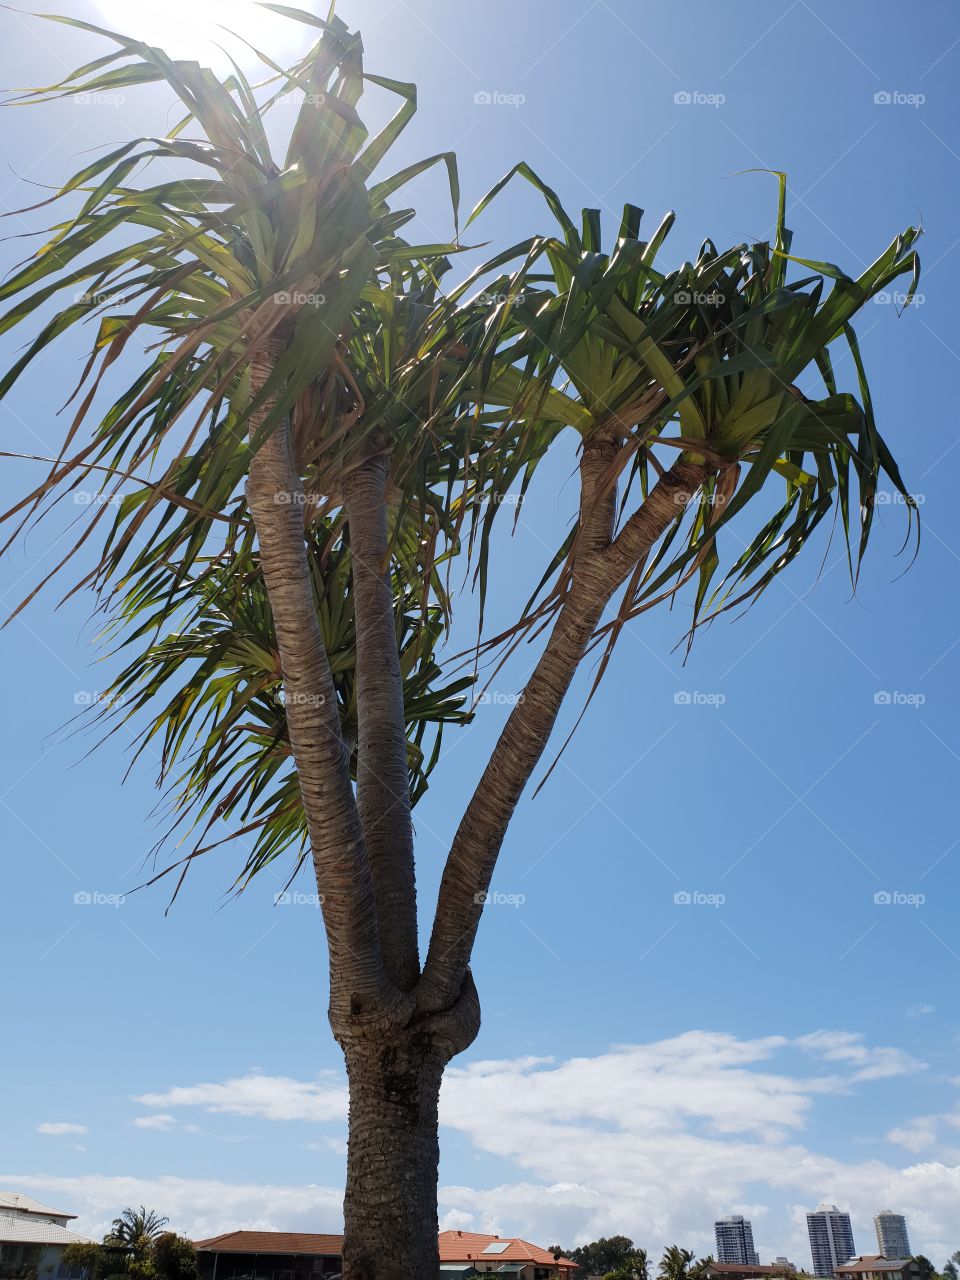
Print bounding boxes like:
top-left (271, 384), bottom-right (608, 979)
top-left (193, 1232), bottom-right (343, 1256)
top-left (194, 1229), bottom-right (575, 1269)
top-left (837, 1260), bottom-right (914, 1274)
top-left (707, 1269), bottom-right (793, 1277)
top-left (438, 1231), bottom-right (576, 1269)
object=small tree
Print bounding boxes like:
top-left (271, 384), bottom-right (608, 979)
top-left (150, 1236), bottom-right (197, 1280)
top-left (62, 1243), bottom-right (103, 1280)
top-left (0, 8), bottom-right (921, 1279)
top-left (557, 1238), bottom-right (647, 1280)
top-left (659, 1247), bottom-right (696, 1280)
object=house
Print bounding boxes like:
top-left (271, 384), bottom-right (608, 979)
top-left (0, 1192), bottom-right (93, 1280)
top-left (438, 1232), bottom-right (577, 1278)
top-left (703, 1266), bottom-right (800, 1280)
top-left (194, 1232), bottom-right (344, 1280)
top-left (195, 1229), bottom-right (575, 1280)
top-left (835, 1258), bottom-right (921, 1280)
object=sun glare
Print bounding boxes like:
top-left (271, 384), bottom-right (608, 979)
top-left (94, 0), bottom-right (310, 67)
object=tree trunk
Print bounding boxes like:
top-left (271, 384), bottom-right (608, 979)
top-left (341, 1035), bottom-right (446, 1280)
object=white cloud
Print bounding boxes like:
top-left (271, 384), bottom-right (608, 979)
top-left (135, 1074), bottom-right (347, 1123)
top-left (133, 1115), bottom-right (177, 1131)
top-left (18, 1029), bottom-right (954, 1262)
top-left (907, 1004), bottom-right (936, 1018)
top-left (887, 1118), bottom-right (939, 1152)
top-left (0, 1174), bottom-right (343, 1245)
top-left (37, 1123), bottom-right (88, 1136)
top-left (793, 1030), bottom-right (926, 1081)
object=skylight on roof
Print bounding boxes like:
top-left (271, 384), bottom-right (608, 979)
top-left (482, 1243), bottom-right (510, 1255)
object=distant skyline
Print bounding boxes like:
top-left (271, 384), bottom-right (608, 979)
top-left (807, 1206), bottom-right (856, 1278)
top-left (874, 1213), bottom-right (912, 1261)
top-left (716, 1215), bottom-right (760, 1266)
top-left (1, 0), bottom-right (959, 1265)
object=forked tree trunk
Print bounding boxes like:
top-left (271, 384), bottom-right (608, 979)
top-left (340, 1034), bottom-right (447, 1280)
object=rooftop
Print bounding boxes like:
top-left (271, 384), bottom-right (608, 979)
top-left (0, 1218), bottom-right (93, 1247)
top-left (438, 1232), bottom-right (576, 1269)
top-left (836, 1259), bottom-right (914, 1273)
top-left (0, 1193), bottom-right (76, 1220)
top-left (193, 1232), bottom-right (343, 1256)
top-left (706, 1267), bottom-right (794, 1277)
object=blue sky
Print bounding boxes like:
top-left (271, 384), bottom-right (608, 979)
top-left (1, 0), bottom-right (959, 1265)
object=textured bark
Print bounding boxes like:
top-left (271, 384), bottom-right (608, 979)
top-left (245, 344), bottom-right (401, 1034)
top-left (245, 335), bottom-right (705, 1275)
top-left (419, 454), bottom-right (706, 1011)
top-left (341, 1035), bottom-right (446, 1280)
top-left (342, 455), bottom-right (419, 992)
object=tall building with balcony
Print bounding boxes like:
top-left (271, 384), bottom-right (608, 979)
top-left (807, 1204), bottom-right (856, 1277)
top-left (715, 1217), bottom-right (760, 1266)
top-left (874, 1212), bottom-right (911, 1259)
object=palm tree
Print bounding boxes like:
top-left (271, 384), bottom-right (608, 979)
top-left (106, 1207), bottom-right (169, 1253)
top-left (659, 1247), bottom-right (696, 1280)
top-left (0, 9), bottom-right (920, 1279)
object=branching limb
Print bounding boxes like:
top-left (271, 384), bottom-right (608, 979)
top-left (417, 452), bottom-right (706, 1013)
top-left (342, 453), bottom-right (420, 992)
top-left (245, 346), bottom-right (401, 1035)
